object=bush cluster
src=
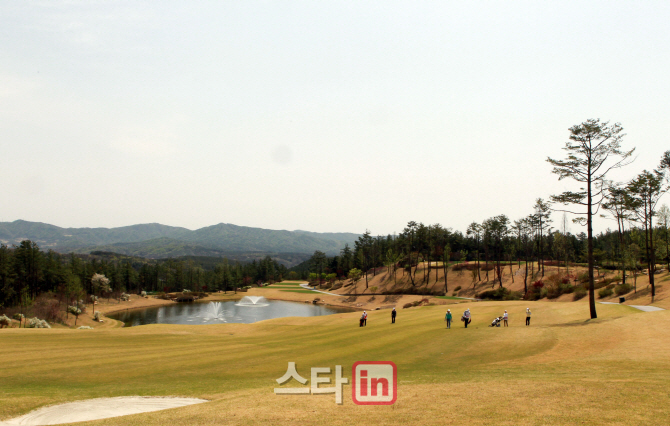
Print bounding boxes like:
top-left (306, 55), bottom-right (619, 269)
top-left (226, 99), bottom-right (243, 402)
top-left (615, 283), bottom-right (632, 296)
top-left (27, 317), bottom-right (51, 328)
top-left (573, 287), bottom-right (587, 301)
top-left (598, 287), bottom-right (614, 299)
top-left (477, 287), bottom-right (521, 301)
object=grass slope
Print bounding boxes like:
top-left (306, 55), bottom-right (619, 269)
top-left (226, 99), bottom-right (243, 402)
top-left (1, 301), bottom-right (669, 425)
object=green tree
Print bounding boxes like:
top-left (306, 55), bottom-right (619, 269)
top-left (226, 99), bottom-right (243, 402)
top-left (533, 199), bottom-right (553, 277)
top-left (483, 215), bottom-right (509, 288)
top-left (466, 223), bottom-right (482, 281)
top-left (347, 268), bottom-right (362, 294)
top-left (309, 251), bottom-right (328, 286)
top-left (626, 169), bottom-right (668, 302)
top-left (547, 119), bottom-right (635, 319)
top-left (602, 183), bottom-right (634, 284)
top-left (658, 204), bottom-right (670, 271)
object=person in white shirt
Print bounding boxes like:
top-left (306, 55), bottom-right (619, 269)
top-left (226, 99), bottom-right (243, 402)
top-left (463, 308), bottom-right (471, 328)
top-left (502, 310), bottom-right (509, 327)
top-left (526, 308), bottom-right (531, 326)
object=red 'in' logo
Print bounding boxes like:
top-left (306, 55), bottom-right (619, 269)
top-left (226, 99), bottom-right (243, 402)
top-left (352, 361), bottom-right (397, 405)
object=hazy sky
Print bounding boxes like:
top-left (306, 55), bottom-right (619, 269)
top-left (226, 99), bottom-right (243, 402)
top-left (1, 1), bottom-right (669, 236)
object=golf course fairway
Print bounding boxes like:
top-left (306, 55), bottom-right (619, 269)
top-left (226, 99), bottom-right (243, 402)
top-left (1, 301), bottom-right (669, 425)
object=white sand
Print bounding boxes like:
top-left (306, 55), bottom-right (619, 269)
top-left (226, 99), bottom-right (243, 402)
top-left (0, 396), bottom-right (207, 425)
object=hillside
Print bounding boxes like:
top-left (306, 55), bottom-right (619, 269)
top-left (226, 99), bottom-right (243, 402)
top-left (0, 220), bottom-right (359, 260)
top-left (323, 261), bottom-right (670, 309)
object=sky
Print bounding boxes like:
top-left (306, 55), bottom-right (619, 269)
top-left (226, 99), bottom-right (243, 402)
top-left (1, 1), bottom-right (669, 236)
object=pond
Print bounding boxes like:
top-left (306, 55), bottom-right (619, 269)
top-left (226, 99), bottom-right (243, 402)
top-left (109, 296), bottom-right (357, 327)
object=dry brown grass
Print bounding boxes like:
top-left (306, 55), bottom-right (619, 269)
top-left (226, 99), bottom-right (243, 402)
top-left (1, 300), bottom-right (669, 425)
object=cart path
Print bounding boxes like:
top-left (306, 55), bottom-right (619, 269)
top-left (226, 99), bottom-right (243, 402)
top-left (598, 302), bottom-right (665, 312)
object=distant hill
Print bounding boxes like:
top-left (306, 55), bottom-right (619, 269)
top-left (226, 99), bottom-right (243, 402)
top-left (0, 220), bottom-right (359, 265)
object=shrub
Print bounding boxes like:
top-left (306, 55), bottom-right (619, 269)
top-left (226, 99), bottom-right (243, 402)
top-left (31, 293), bottom-right (63, 324)
top-left (559, 283), bottom-right (575, 294)
top-left (454, 286), bottom-right (462, 292)
top-left (477, 287), bottom-right (521, 301)
top-left (615, 283), bottom-right (632, 296)
top-left (403, 303), bottom-right (413, 309)
top-left (598, 287), bottom-right (613, 299)
top-left (78, 326), bottom-right (93, 330)
top-left (532, 280), bottom-right (544, 289)
top-left (573, 287), bottom-right (587, 300)
top-left (540, 287), bottom-right (549, 298)
top-left (0, 314), bottom-right (11, 328)
top-left (13, 313), bottom-right (24, 321)
top-left (546, 285), bottom-right (562, 299)
top-left (578, 272), bottom-right (589, 283)
top-left (27, 317), bottom-right (51, 328)
top-left (94, 311), bottom-right (102, 321)
top-left (140, 291), bottom-right (147, 297)
top-left (524, 288), bottom-right (542, 301)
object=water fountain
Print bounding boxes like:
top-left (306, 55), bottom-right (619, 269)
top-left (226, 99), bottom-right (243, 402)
top-left (235, 296), bottom-right (269, 307)
top-left (198, 302), bottom-right (228, 322)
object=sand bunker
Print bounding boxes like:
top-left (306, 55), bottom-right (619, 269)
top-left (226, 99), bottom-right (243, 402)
top-left (0, 396), bottom-right (207, 425)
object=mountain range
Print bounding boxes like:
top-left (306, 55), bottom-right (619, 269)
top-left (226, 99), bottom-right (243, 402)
top-left (0, 220), bottom-right (359, 265)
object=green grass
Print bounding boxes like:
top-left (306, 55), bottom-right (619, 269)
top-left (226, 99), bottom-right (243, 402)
top-left (279, 289), bottom-right (318, 293)
top-left (434, 295), bottom-right (466, 300)
top-left (1, 301), bottom-right (669, 425)
top-left (262, 286), bottom-right (306, 289)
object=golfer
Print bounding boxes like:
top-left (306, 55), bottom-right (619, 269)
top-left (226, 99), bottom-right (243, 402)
top-left (503, 310), bottom-right (509, 327)
top-left (463, 308), bottom-right (471, 328)
top-left (391, 307), bottom-right (397, 324)
top-left (526, 308), bottom-right (531, 326)
top-left (445, 309), bottom-right (452, 329)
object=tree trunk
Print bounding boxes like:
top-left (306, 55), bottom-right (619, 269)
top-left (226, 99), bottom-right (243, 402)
top-left (524, 256), bottom-right (528, 295)
top-left (647, 202), bottom-right (656, 302)
top-left (587, 173), bottom-right (597, 319)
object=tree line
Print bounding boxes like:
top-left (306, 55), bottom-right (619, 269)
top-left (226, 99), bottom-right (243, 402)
top-left (0, 244), bottom-right (288, 310)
